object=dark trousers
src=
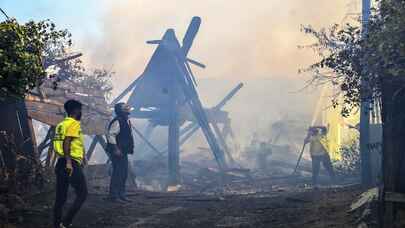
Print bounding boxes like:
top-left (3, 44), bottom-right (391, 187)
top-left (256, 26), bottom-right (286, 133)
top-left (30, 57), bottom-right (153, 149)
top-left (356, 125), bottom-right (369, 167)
top-left (109, 153), bottom-right (128, 198)
top-left (54, 158), bottom-right (88, 227)
top-left (311, 154), bottom-right (336, 185)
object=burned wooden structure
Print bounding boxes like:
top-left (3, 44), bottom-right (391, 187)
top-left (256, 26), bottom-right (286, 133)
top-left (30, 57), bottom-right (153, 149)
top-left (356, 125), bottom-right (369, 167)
top-left (100, 17), bottom-right (244, 186)
top-left (22, 52), bottom-right (113, 166)
top-left (0, 53), bottom-right (85, 163)
top-left (0, 99), bottom-right (39, 158)
top-left (25, 81), bottom-right (112, 166)
top-left (0, 99), bottom-right (44, 194)
top-left (0, 52), bottom-right (113, 193)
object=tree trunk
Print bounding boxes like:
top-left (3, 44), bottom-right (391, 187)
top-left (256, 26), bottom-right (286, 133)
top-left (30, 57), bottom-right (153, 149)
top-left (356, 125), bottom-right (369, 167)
top-left (381, 76), bottom-right (405, 227)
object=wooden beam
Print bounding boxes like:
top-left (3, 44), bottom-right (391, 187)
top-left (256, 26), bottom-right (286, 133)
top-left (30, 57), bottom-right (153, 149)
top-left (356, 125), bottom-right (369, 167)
top-left (86, 136), bottom-right (100, 161)
top-left (132, 126), bottom-right (164, 157)
top-left (97, 135), bottom-right (107, 149)
top-left (45, 127), bottom-right (55, 167)
top-left (211, 121), bottom-right (236, 165)
top-left (168, 90), bottom-right (180, 186)
top-left (38, 128), bottom-right (52, 157)
top-left (27, 117), bottom-right (39, 162)
top-left (174, 60), bottom-right (227, 171)
top-left (157, 123), bottom-right (199, 157)
top-left (135, 122), bottom-right (156, 154)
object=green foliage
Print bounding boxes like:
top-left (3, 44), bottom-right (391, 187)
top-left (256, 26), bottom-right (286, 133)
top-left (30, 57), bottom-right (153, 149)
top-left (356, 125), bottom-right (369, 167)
top-left (302, 0), bottom-right (405, 116)
top-left (301, 23), bottom-right (364, 117)
top-left (0, 19), bottom-right (71, 99)
top-left (333, 140), bottom-right (361, 176)
top-left (0, 18), bottom-right (113, 101)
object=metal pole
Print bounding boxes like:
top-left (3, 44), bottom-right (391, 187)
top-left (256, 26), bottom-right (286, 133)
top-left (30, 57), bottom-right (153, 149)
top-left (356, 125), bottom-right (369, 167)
top-left (360, 0), bottom-right (372, 186)
top-left (292, 142), bottom-right (307, 175)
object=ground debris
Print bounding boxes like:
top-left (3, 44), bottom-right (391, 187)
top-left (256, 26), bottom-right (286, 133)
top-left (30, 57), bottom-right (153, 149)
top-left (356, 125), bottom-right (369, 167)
top-left (349, 187), bottom-right (378, 212)
top-left (9, 160), bottom-right (364, 228)
top-left (348, 187), bottom-right (379, 228)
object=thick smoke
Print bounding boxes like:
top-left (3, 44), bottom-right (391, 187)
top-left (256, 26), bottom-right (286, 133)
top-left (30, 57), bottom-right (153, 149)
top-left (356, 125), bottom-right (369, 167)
top-left (78, 0), bottom-right (355, 93)
top-left (77, 0), bottom-right (356, 162)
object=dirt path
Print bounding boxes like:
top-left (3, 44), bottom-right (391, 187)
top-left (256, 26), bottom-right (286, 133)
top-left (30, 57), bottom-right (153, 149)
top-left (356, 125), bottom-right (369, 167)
top-left (20, 183), bottom-right (361, 228)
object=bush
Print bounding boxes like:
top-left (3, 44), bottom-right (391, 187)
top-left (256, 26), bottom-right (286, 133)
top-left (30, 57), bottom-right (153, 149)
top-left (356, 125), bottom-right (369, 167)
top-left (333, 140), bottom-right (361, 176)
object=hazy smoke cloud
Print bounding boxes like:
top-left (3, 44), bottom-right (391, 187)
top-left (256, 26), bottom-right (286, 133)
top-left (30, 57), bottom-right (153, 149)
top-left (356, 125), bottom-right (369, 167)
top-left (75, 0), bottom-right (356, 157)
top-left (78, 0), bottom-right (354, 94)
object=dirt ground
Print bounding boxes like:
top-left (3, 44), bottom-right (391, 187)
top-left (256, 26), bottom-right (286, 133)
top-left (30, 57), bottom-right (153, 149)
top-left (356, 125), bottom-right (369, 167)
top-left (14, 169), bottom-right (363, 228)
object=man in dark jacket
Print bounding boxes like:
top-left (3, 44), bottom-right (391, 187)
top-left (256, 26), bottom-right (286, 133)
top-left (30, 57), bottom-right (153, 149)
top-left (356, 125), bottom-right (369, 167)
top-left (106, 103), bottom-right (134, 202)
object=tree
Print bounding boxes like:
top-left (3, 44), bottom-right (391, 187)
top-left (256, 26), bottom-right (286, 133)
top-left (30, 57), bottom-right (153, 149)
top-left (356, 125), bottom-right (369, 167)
top-left (0, 19), bottom-right (73, 207)
top-left (300, 23), bottom-right (363, 117)
top-left (301, 0), bottom-right (405, 116)
top-left (302, 1), bottom-right (405, 226)
top-left (0, 19), bottom-right (71, 99)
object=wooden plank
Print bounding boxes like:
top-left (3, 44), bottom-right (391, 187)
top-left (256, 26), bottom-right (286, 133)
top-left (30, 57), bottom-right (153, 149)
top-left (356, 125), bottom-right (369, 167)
top-left (211, 120), bottom-right (236, 165)
top-left (25, 99), bottom-right (111, 135)
top-left (25, 102), bottom-right (63, 126)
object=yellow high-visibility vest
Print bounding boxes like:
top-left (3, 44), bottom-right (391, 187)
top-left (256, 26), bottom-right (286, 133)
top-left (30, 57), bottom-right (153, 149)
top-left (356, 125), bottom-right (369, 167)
top-left (309, 135), bottom-right (329, 156)
top-left (53, 117), bottom-right (85, 163)
top-left (319, 136), bottom-right (329, 152)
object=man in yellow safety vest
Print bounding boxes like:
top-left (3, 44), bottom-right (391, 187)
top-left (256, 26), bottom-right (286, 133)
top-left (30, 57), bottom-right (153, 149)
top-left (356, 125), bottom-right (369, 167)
top-left (304, 126), bottom-right (336, 187)
top-left (52, 99), bottom-right (87, 228)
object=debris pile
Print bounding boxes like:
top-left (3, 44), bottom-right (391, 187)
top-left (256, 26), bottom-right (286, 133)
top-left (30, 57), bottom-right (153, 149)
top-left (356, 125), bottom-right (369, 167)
top-left (349, 187), bottom-right (379, 228)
